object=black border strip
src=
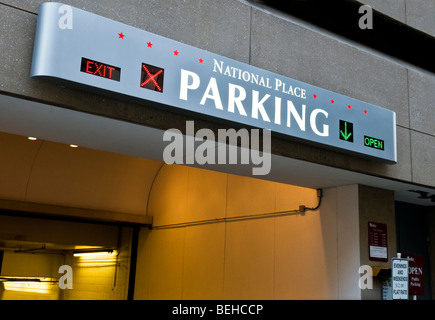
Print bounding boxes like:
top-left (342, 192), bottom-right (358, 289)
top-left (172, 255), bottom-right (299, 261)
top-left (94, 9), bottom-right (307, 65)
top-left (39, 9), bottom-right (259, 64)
top-left (257, 0), bottom-right (435, 73)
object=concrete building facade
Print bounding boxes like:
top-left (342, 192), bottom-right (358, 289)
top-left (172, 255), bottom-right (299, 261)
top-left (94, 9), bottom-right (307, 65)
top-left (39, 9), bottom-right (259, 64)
top-left (0, 0), bottom-right (434, 300)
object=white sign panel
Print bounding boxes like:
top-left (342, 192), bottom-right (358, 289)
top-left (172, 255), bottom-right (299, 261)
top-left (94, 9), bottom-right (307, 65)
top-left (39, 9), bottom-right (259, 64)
top-left (30, 2), bottom-right (397, 163)
top-left (392, 258), bottom-right (409, 300)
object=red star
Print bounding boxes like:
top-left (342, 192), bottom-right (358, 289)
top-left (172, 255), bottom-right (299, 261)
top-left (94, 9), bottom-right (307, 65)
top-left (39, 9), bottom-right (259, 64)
top-left (198, 58), bottom-right (204, 64)
top-left (348, 105), bottom-right (352, 109)
top-left (331, 99), bottom-right (335, 104)
top-left (313, 94), bottom-right (317, 99)
top-left (173, 50), bottom-right (179, 56)
top-left (147, 41), bottom-right (153, 48)
top-left (118, 32), bottom-right (125, 39)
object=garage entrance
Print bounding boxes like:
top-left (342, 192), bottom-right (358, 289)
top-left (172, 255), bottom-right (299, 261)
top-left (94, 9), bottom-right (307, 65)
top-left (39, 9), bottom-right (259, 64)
top-left (0, 214), bottom-right (133, 300)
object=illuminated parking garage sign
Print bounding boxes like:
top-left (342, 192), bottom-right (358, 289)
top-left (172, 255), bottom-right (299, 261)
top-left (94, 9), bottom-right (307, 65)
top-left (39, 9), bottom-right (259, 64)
top-left (30, 2), bottom-right (397, 163)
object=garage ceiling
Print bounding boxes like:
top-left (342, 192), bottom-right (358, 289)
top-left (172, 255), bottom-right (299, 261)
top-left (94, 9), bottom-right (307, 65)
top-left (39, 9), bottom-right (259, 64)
top-left (0, 93), bottom-right (433, 206)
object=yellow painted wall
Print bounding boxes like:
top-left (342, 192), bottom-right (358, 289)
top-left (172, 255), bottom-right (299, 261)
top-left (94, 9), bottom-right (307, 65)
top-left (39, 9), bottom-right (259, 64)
top-left (1, 251), bottom-right (63, 278)
top-left (134, 164), bottom-right (349, 299)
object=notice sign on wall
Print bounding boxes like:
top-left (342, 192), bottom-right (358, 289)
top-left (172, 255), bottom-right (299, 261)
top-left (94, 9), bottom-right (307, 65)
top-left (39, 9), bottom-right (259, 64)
top-left (392, 258), bottom-right (409, 300)
top-left (368, 222), bottom-right (388, 262)
top-left (403, 253), bottom-right (424, 296)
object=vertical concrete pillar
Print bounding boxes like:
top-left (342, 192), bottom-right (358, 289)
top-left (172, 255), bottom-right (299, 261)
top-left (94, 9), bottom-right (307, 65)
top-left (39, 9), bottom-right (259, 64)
top-left (322, 185), bottom-right (361, 299)
top-left (336, 185), bottom-right (361, 299)
top-left (358, 185), bottom-right (396, 300)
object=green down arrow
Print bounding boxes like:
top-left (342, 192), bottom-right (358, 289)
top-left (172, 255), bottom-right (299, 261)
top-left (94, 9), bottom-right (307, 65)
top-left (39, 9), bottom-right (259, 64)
top-left (340, 122), bottom-right (352, 141)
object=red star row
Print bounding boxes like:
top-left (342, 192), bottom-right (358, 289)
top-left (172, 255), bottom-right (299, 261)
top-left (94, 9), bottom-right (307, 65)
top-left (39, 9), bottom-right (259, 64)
top-left (312, 94), bottom-right (367, 114)
top-left (119, 32), bottom-right (367, 112)
top-left (118, 32), bottom-right (204, 64)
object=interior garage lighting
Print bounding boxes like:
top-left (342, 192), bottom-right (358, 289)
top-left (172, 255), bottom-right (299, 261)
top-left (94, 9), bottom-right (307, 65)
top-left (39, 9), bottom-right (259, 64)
top-left (28, 137), bottom-right (38, 140)
top-left (69, 144), bottom-right (78, 148)
top-left (73, 250), bottom-right (117, 257)
top-left (2, 278), bottom-right (55, 294)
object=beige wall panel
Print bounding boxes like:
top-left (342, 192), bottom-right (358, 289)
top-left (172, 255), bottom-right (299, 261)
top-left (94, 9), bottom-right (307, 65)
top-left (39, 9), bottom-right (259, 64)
top-left (223, 219), bottom-right (275, 299)
top-left (134, 228), bottom-right (185, 300)
top-left (182, 224), bottom-right (225, 299)
top-left (275, 183), bottom-right (318, 212)
top-left (274, 212), bottom-right (331, 299)
top-left (186, 167), bottom-right (227, 222)
top-left (226, 174), bottom-right (276, 218)
top-left (148, 165), bottom-right (188, 226)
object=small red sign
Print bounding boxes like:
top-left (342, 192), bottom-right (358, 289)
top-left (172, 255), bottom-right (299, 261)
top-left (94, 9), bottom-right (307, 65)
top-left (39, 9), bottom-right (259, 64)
top-left (140, 63), bottom-right (164, 92)
top-left (403, 253), bottom-right (424, 296)
top-left (368, 222), bottom-right (388, 262)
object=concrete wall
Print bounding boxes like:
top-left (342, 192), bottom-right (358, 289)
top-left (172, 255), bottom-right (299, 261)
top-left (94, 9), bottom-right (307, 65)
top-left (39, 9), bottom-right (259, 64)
top-left (358, 0), bottom-right (435, 37)
top-left (0, 0), bottom-right (433, 189)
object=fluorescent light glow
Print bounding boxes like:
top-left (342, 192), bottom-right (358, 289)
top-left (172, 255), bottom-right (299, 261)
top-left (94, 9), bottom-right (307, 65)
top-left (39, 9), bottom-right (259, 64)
top-left (2, 278), bottom-right (56, 294)
top-left (69, 144), bottom-right (78, 148)
top-left (28, 137), bottom-right (38, 140)
top-left (73, 250), bottom-right (117, 257)
top-left (73, 245), bottom-right (105, 250)
top-left (73, 250), bottom-right (118, 267)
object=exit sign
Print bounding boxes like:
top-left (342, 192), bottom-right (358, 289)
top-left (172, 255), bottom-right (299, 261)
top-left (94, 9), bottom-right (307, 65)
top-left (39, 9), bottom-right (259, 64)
top-left (80, 57), bottom-right (121, 81)
top-left (30, 2), bottom-right (397, 163)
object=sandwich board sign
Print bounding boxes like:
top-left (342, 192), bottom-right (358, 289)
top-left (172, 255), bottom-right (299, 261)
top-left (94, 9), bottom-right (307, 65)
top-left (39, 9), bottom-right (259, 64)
top-left (392, 257), bottom-right (408, 300)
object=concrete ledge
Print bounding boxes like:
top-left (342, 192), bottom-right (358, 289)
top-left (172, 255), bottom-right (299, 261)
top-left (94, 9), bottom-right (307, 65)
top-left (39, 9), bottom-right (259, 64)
top-left (0, 198), bottom-right (153, 225)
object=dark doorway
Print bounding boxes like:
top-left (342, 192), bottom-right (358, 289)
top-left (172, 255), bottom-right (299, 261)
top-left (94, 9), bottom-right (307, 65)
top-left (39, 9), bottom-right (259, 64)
top-left (395, 201), bottom-right (432, 300)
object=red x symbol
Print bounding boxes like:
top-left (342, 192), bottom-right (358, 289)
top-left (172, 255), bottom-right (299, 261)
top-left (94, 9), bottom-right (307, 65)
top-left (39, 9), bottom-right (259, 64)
top-left (141, 64), bottom-right (163, 91)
